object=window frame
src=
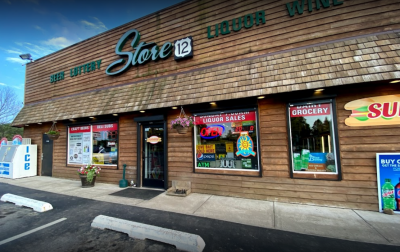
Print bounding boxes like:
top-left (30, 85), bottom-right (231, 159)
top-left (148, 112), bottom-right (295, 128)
top-left (192, 107), bottom-right (262, 176)
top-left (67, 122), bottom-right (119, 167)
top-left (287, 98), bottom-right (342, 180)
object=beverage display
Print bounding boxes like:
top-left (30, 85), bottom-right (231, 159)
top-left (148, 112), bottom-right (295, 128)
top-left (293, 153), bottom-right (302, 171)
top-left (382, 179), bottom-right (395, 210)
top-left (395, 178), bottom-right (400, 211)
top-left (301, 149), bottom-right (310, 171)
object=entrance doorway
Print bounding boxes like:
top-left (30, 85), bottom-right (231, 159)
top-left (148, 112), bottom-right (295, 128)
top-left (142, 124), bottom-right (165, 188)
top-left (41, 134), bottom-right (53, 176)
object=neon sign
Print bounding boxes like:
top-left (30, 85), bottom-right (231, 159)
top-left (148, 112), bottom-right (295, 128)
top-left (200, 125), bottom-right (225, 139)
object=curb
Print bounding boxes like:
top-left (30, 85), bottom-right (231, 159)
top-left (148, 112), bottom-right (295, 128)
top-left (91, 215), bottom-right (205, 252)
top-left (0, 193), bottom-right (53, 212)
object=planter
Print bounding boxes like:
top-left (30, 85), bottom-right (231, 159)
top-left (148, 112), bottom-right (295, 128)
top-left (79, 174), bottom-right (96, 188)
top-left (47, 134), bottom-right (60, 140)
top-left (175, 125), bottom-right (189, 134)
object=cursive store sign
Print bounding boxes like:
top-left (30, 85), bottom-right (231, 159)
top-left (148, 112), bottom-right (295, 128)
top-left (106, 29), bottom-right (173, 76)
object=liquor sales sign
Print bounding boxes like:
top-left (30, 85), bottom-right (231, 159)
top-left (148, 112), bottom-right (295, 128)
top-left (376, 153), bottom-right (400, 214)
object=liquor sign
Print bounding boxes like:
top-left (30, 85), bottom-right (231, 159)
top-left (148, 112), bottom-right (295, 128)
top-left (290, 104), bottom-right (331, 117)
top-left (195, 111), bottom-right (256, 125)
top-left (376, 153), bottom-right (400, 213)
top-left (345, 95), bottom-right (400, 127)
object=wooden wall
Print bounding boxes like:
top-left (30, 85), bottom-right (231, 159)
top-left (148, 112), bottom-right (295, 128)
top-left (24, 0), bottom-right (400, 105)
top-left (23, 114), bottom-right (138, 184)
top-left (166, 83), bottom-right (400, 211)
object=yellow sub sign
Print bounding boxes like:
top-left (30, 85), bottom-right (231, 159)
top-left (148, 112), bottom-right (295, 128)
top-left (344, 94), bottom-right (400, 127)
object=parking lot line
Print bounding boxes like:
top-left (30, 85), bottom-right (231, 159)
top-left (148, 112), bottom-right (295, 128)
top-left (0, 218), bottom-right (67, 246)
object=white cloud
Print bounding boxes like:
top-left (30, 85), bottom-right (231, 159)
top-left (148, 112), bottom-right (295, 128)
top-left (0, 82), bottom-right (23, 90)
top-left (42, 37), bottom-right (74, 49)
top-left (6, 57), bottom-right (26, 64)
top-left (6, 49), bottom-right (22, 54)
top-left (81, 17), bottom-right (108, 34)
top-left (16, 41), bottom-right (54, 57)
top-left (33, 25), bottom-right (45, 32)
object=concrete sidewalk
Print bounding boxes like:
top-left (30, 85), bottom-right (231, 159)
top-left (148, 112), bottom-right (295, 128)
top-left (1, 176), bottom-right (399, 247)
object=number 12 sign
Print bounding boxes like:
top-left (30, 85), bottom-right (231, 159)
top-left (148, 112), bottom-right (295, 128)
top-left (174, 36), bottom-right (193, 60)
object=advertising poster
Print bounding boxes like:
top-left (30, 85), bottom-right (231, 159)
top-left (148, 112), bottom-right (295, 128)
top-left (376, 153), bottom-right (400, 213)
top-left (92, 153), bottom-right (104, 164)
top-left (226, 142), bottom-right (234, 152)
top-left (345, 94), bottom-right (400, 127)
top-left (68, 126), bottom-right (91, 164)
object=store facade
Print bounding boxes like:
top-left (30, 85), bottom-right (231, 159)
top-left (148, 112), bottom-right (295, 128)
top-left (12, 0), bottom-right (400, 211)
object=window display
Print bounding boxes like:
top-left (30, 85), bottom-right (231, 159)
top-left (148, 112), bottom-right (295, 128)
top-left (68, 123), bottom-right (118, 166)
top-left (194, 110), bottom-right (259, 171)
top-left (288, 101), bottom-right (338, 175)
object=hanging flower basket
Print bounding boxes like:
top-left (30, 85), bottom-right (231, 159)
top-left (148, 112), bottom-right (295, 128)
top-left (171, 107), bottom-right (194, 134)
top-left (175, 125), bottom-right (189, 134)
top-left (45, 122), bottom-right (61, 140)
top-left (47, 133), bottom-right (60, 140)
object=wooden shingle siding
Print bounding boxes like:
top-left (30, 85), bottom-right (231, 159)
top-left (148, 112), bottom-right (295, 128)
top-left (14, 31), bottom-right (400, 126)
top-left (21, 0), bottom-right (400, 107)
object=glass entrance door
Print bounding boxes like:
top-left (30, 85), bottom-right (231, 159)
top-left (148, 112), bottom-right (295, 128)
top-left (142, 124), bottom-right (164, 188)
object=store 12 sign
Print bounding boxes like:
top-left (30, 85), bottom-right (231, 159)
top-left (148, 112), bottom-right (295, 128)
top-left (106, 29), bottom-right (193, 75)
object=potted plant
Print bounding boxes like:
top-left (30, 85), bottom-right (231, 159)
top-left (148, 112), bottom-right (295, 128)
top-left (77, 164), bottom-right (101, 188)
top-left (46, 130), bottom-right (61, 140)
top-left (170, 106), bottom-right (194, 134)
top-left (45, 122), bottom-right (60, 140)
top-left (171, 115), bottom-right (194, 134)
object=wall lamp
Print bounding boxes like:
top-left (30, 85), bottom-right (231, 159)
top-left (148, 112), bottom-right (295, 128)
top-left (19, 53), bottom-right (34, 64)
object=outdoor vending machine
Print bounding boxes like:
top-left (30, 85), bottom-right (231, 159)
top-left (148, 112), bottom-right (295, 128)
top-left (0, 144), bottom-right (37, 179)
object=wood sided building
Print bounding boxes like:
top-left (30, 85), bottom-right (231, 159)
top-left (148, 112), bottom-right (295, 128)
top-left (12, 0), bottom-right (400, 211)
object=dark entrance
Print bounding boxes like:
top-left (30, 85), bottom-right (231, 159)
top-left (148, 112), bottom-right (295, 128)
top-left (142, 124), bottom-right (165, 188)
top-left (41, 134), bottom-right (53, 176)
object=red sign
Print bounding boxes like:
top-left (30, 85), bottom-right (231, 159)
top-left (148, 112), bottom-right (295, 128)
top-left (195, 111), bottom-right (256, 125)
top-left (93, 123), bottom-right (118, 132)
top-left (69, 125), bottom-right (91, 133)
top-left (200, 125), bottom-right (225, 139)
top-left (290, 104), bottom-right (331, 117)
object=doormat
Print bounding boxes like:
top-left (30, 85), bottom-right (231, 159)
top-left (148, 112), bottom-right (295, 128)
top-left (109, 188), bottom-right (164, 200)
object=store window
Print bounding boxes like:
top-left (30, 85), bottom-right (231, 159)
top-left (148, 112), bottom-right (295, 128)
top-left (193, 109), bottom-right (260, 173)
top-left (68, 123), bottom-right (118, 166)
top-left (288, 100), bottom-right (339, 179)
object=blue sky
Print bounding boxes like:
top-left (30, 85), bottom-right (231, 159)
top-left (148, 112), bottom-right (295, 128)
top-left (0, 0), bottom-right (185, 105)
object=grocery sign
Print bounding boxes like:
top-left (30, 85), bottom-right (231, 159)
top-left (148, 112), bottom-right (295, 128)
top-left (344, 95), bottom-right (400, 127)
top-left (290, 104), bottom-right (331, 117)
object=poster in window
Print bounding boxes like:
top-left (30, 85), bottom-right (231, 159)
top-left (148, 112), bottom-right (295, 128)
top-left (68, 126), bottom-right (91, 164)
